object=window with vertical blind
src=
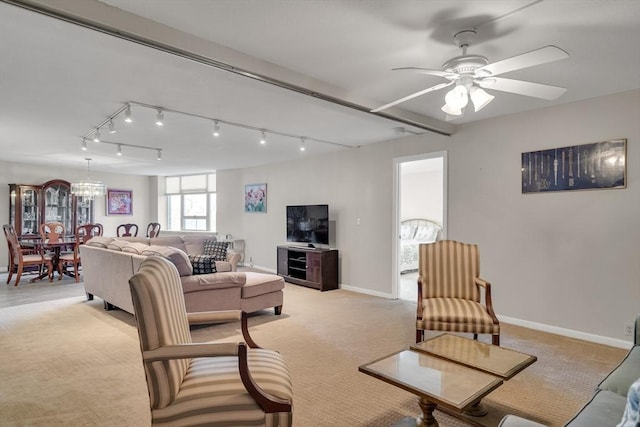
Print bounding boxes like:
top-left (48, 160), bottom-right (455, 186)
top-left (165, 174), bottom-right (217, 232)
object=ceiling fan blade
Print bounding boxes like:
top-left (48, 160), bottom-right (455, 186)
top-left (371, 82), bottom-right (453, 113)
top-left (477, 45), bottom-right (569, 77)
top-left (479, 77), bottom-right (567, 100)
top-left (392, 67), bottom-right (457, 79)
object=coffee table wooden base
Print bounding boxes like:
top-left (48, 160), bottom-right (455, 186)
top-left (418, 397), bottom-right (438, 427)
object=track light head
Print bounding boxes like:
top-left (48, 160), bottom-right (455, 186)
top-left (300, 137), bottom-right (306, 152)
top-left (108, 119), bottom-right (116, 134)
top-left (81, 138), bottom-right (88, 151)
top-left (93, 128), bottom-right (101, 143)
top-left (155, 109), bottom-right (164, 126)
top-left (213, 120), bottom-right (220, 137)
top-left (124, 105), bottom-right (133, 123)
top-left (156, 149), bottom-right (162, 161)
top-left (260, 130), bottom-right (267, 145)
top-left (117, 144), bottom-right (122, 156)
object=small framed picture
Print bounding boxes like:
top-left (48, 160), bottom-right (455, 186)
top-left (106, 189), bottom-right (133, 215)
top-left (244, 183), bottom-right (267, 213)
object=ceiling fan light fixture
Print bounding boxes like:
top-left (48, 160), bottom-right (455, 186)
top-left (444, 85), bottom-right (469, 110)
top-left (469, 86), bottom-right (495, 112)
top-left (441, 103), bottom-right (462, 116)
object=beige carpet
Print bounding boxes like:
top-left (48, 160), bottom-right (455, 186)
top-left (0, 282), bottom-right (627, 426)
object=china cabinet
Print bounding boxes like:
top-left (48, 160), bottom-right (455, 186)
top-left (8, 180), bottom-right (95, 239)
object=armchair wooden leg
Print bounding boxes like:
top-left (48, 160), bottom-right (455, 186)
top-left (416, 329), bottom-right (424, 343)
top-left (6, 267), bottom-right (13, 284)
top-left (492, 334), bottom-right (500, 346)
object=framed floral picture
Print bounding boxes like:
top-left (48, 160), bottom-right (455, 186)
top-left (244, 183), bottom-right (267, 213)
top-left (106, 189), bottom-right (133, 215)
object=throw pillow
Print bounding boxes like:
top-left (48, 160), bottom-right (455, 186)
top-left (141, 246), bottom-right (193, 277)
top-left (188, 254), bottom-right (218, 275)
top-left (203, 240), bottom-right (229, 261)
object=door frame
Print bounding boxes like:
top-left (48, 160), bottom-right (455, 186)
top-left (391, 151), bottom-right (448, 299)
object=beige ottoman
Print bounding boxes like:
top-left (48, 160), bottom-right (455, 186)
top-left (241, 272), bottom-right (285, 315)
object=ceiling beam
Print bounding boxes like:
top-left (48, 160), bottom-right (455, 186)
top-left (3, 0), bottom-right (455, 136)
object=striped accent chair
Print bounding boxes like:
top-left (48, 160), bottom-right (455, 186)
top-left (129, 256), bottom-right (293, 427)
top-left (416, 240), bottom-right (500, 346)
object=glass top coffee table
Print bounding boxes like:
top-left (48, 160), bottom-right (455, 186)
top-left (359, 334), bottom-right (537, 427)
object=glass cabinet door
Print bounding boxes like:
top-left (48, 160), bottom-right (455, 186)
top-left (43, 181), bottom-right (72, 236)
top-left (75, 196), bottom-right (94, 227)
top-left (21, 188), bottom-right (40, 235)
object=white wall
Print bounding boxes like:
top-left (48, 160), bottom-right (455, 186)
top-left (217, 90), bottom-right (640, 343)
top-left (400, 168), bottom-right (443, 224)
top-left (0, 160), bottom-right (153, 265)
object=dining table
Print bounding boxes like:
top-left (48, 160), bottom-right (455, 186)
top-left (20, 237), bottom-right (77, 281)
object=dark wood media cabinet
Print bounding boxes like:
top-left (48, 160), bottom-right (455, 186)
top-left (277, 246), bottom-right (338, 291)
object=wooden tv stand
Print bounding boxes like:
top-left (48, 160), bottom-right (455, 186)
top-left (277, 245), bottom-right (338, 291)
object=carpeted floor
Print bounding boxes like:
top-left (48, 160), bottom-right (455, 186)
top-left (0, 275), bottom-right (627, 426)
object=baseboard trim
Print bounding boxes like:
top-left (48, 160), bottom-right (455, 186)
top-left (499, 315), bottom-right (633, 350)
top-left (340, 284), bottom-right (393, 299)
top-left (334, 285), bottom-right (633, 349)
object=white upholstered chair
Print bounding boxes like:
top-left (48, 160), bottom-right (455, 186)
top-left (416, 240), bottom-right (501, 346)
top-left (129, 256), bottom-right (293, 426)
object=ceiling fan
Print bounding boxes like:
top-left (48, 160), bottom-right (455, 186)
top-left (371, 29), bottom-right (570, 118)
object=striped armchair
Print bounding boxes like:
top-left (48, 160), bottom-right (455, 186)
top-left (129, 256), bottom-right (293, 426)
top-left (416, 240), bottom-right (500, 346)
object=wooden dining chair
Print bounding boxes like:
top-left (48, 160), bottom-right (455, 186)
top-left (3, 224), bottom-right (53, 286)
top-left (146, 222), bottom-right (161, 238)
top-left (59, 224), bottom-right (102, 282)
top-left (40, 222), bottom-right (65, 241)
top-left (116, 223), bottom-right (138, 237)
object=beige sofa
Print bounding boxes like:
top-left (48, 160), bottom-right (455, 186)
top-left (80, 235), bottom-right (284, 316)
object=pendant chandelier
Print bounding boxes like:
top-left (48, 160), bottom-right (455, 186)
top-left (71, 158), bottom-right (106, 200)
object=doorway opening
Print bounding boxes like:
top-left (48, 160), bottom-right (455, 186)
top-left (393, 152), bottom-right (447, 301)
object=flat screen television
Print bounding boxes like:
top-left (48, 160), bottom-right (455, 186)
top-left (286, 204), bottom-right (329, 246)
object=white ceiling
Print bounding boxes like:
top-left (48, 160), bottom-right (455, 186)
top-left (1, 0), bottom-right (639, 176)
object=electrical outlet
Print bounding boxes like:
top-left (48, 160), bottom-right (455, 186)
top-left (625, 324), bottom-right (633, 337)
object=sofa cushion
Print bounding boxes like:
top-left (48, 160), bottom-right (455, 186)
top-left (598, 346), bottom-right (640, 396)
top-left (142, 246), bottom-right (193, 277)
top-left (122, 242), bottom-right (151, 254)
top-left (182, 235), bottom-right (217, 256)
top-left (188, 254), bottom-right (217, 275)
top-left (215, 261), bottom-right (232, 273)
top-left (242, 273), bottom-right (285, 299)
top-left (181, 272), bottom-right (246, 293)
top-left (149, 236), bottom-right (187, 253)
top-left (204, 240), bottom-right (228, 261)
top-left (118, 236), bottom-right (150, 244)
top-left (86, 236), bottom-right (115, 248)
top-left (107, 239), bottom-right (130, 251)
top-left (564, 389), bottom-right (627, 427)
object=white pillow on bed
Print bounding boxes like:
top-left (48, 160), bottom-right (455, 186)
top-left (414, 225), bottom-right (439, 242)
top-left (400, 225), bottom-right (416, 240)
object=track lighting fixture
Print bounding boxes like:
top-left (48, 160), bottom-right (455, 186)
top-left (155, 109), bottom-right (164, 126)
top-left (124, 104), bottom-right (133, 123)
top-left (82, 101), bottom-right (350, 165)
